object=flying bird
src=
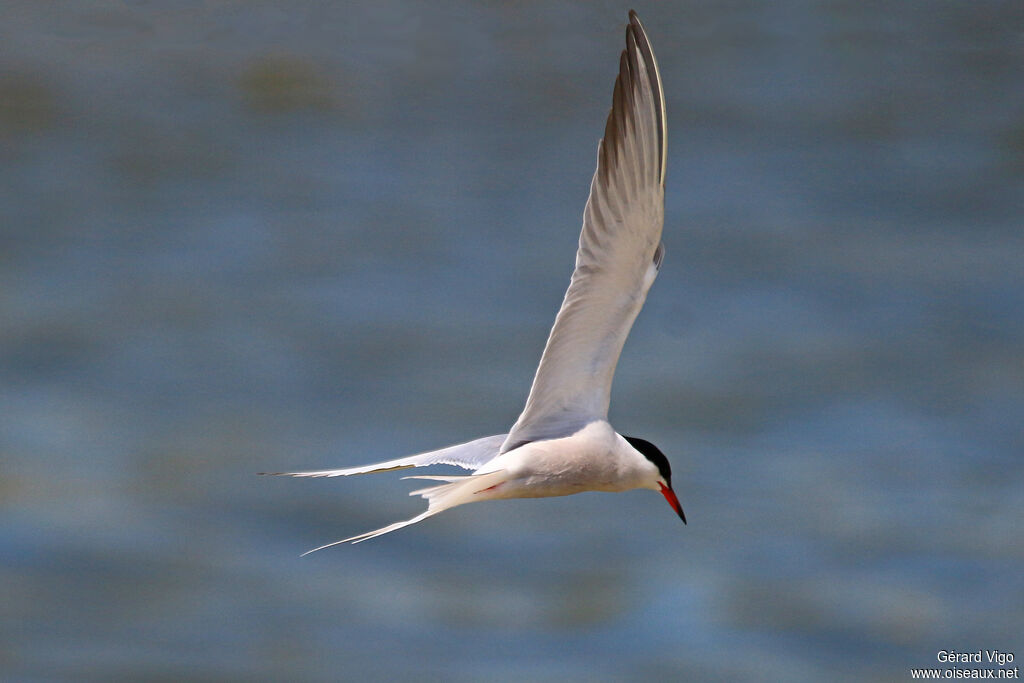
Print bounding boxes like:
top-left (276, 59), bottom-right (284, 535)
top-left (267, 11), bottom-right (681, 551)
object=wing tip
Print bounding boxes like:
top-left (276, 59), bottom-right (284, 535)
top-left (625, 10), bottom-right (666, 186)
top-left (260, 464), bottom-right (420, 478)
top-left (597, 11), bottom-right (667, 188)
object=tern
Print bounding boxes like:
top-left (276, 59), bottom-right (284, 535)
top-left (267, 11), bottom-right (682, 551)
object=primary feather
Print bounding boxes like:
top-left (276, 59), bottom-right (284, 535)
top-left (265, 434), bottom-right (507, 478)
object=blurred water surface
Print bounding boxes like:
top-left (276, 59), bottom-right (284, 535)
top-left (2, 2), bottom-right (1022, 681)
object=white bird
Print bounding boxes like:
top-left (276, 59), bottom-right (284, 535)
top-left (266, 11), bottom-right (683, 552)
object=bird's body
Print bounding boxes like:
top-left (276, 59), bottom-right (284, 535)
top-left (267, 11), bottom-right (684, 551)
top-left (475, 422), bottom-right (657, 498)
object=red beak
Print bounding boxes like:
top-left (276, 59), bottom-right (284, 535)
top-left (659, 482), bottom-right (686, 524)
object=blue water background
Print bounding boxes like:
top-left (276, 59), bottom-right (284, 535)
top-left (2, 3), bottom-right (1022, 680)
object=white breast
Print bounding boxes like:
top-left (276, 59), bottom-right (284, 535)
top-left (475, 421), bottom-right (656, 499)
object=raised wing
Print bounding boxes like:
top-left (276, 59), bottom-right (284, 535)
top-left (262, 433), bottom-right (507, 478)
top-left (503, 11), bottom-right (666, 452)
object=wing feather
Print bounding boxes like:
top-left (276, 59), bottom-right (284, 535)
top-left (262, 434), bottom-right (507, 478)
top-left (503, 12), bottom-right (666, 451)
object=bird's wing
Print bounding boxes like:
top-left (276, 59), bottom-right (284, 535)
top-left (502, 11), bottom-right (666, 452)
top-left (262, 433), bottom-right (507, 478)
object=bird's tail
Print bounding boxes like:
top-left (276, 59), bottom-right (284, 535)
top-left (301, 470), bottom-right (508, 553)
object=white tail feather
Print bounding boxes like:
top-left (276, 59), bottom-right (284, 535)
top-left (302, 470), bottom-right (508, 552)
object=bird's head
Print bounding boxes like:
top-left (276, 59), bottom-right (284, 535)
top-left (624, 435), bottom-right (686, 524)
